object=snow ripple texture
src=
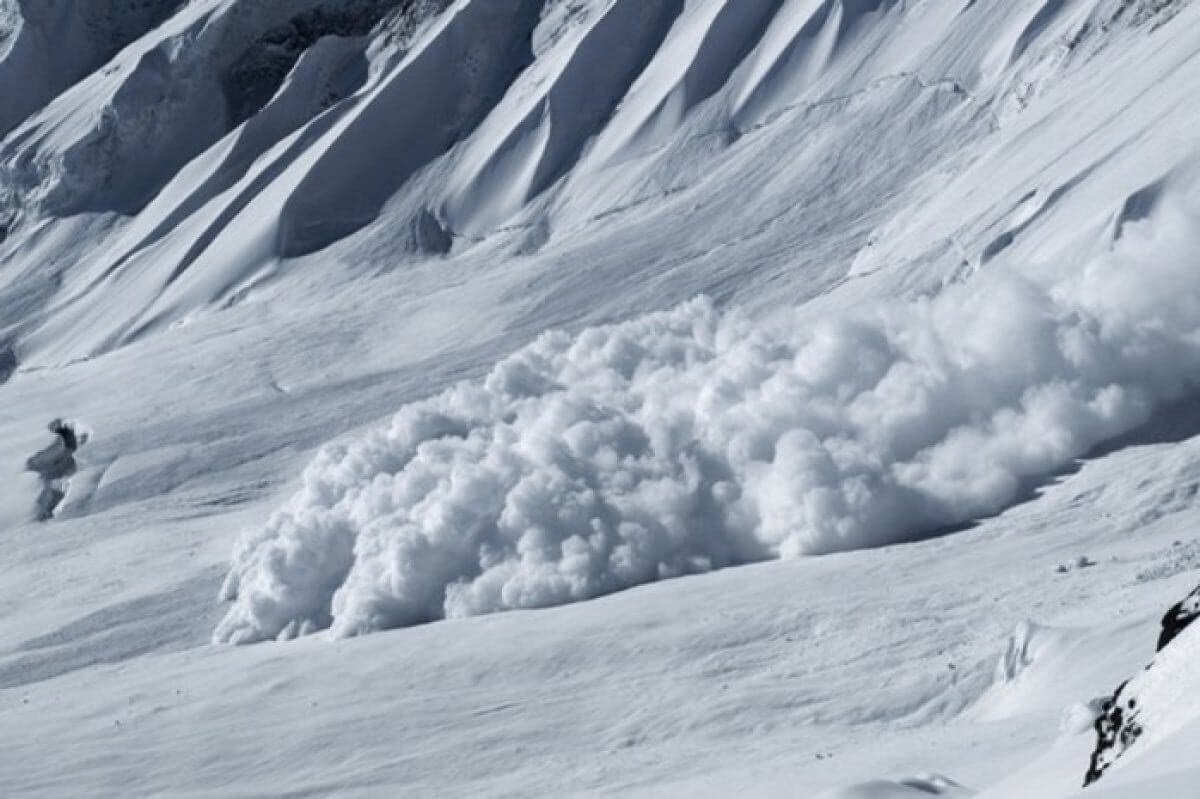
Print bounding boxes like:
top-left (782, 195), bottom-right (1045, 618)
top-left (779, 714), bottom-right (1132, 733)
top-left (216, 203), bottom-right (1200, 643)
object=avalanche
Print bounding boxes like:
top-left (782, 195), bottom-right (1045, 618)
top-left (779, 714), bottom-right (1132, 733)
top-left (218, 195), bottom-right (1200, 642)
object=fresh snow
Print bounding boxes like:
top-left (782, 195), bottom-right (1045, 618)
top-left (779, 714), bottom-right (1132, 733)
top-left (3, 0), bottom-right (1200, 796)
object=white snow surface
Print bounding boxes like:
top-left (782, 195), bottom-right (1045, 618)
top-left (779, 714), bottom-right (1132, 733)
top-left (3, 0), bottom-right (1200, 795)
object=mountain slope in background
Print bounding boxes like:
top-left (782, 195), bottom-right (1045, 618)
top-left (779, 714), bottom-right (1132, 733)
top-left (2, 0), bottom-right (1200, 795)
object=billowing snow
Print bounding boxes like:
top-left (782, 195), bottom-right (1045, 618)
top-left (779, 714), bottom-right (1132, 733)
top-left (219, 195), bottom-right (1200, 641)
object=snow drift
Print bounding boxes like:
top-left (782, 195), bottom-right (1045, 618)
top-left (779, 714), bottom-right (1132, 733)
top-left (215, 197), bottom-right (1200, 643)
top-left (814, 774), bottom-right (972, 799)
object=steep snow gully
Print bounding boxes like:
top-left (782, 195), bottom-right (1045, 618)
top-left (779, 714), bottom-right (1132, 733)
top-left (0, 0), bottom-right (1176, 357)
top-left (6, 0), bottom-right (1200, 795)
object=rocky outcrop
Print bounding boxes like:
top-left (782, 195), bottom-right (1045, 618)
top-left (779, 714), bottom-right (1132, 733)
top-left (1085, 581), bottom-right (1200, 785)
top-left (221, 0), bottom-right (413, 127)
top-left (1156, 583), bottom-right (1200, 652)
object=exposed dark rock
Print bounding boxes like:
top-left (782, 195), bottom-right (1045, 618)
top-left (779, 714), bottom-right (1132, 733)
top-left (1084, 580), bottom-right (1200, 786)
top-left (412, 207), bottom-right (452, 254)
top-left (1085, 679), bottom-right (1143, 786)
top-left (1157, 584), bottom-right (1200, 652)
top-left (221, 1), bottom-right (410, 127)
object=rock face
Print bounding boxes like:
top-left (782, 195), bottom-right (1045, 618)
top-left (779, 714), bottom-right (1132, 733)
top-left (1084, 581), bottom-right (1200, 786)
top-left (1156, 583), bottom-right (1200, 652)
top-left (1085, 678), bottom-right (1143, 786)
top-left (0, 0), bottom-right (441, 221)
top-left (221, 0), bottom-right (412, 127)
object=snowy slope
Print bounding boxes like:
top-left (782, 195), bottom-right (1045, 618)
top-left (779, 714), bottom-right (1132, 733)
top-left (973, 577), bottom-right (1200, 799)
top-left (7, 402), bottom-right (1200, 796)
top-left (3, 0), bottom-right (1200, 795)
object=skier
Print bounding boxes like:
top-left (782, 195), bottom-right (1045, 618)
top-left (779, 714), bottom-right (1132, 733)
top-left (25, 418), bottom-right (87, 520)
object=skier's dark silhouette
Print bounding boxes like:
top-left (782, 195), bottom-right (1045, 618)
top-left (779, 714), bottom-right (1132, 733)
top-left (26, 419), bottom-right (85, 520)
top-left (53, 420), bottom-right (78, 453)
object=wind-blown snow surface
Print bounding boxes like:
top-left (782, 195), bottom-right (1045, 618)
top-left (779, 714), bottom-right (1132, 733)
top-left (6, 0), bottom-right (1200, 795)
top-left (218, 201), bottom-right (1200, 642)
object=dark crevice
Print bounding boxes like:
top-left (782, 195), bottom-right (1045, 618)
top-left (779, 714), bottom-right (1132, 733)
top-left (0, 344), bottom-right (16, 384)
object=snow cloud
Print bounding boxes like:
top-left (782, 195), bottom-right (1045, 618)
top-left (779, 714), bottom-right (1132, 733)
top-left (215, 201), bottom-right (1200, 643)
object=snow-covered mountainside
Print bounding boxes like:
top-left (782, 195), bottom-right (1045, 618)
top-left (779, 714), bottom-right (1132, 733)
top-left (3, 0), bottom-right (1200, 795)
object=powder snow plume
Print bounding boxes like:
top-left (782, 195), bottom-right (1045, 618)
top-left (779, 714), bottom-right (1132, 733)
top-left (215, 200), bottom-right (1200, 643)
